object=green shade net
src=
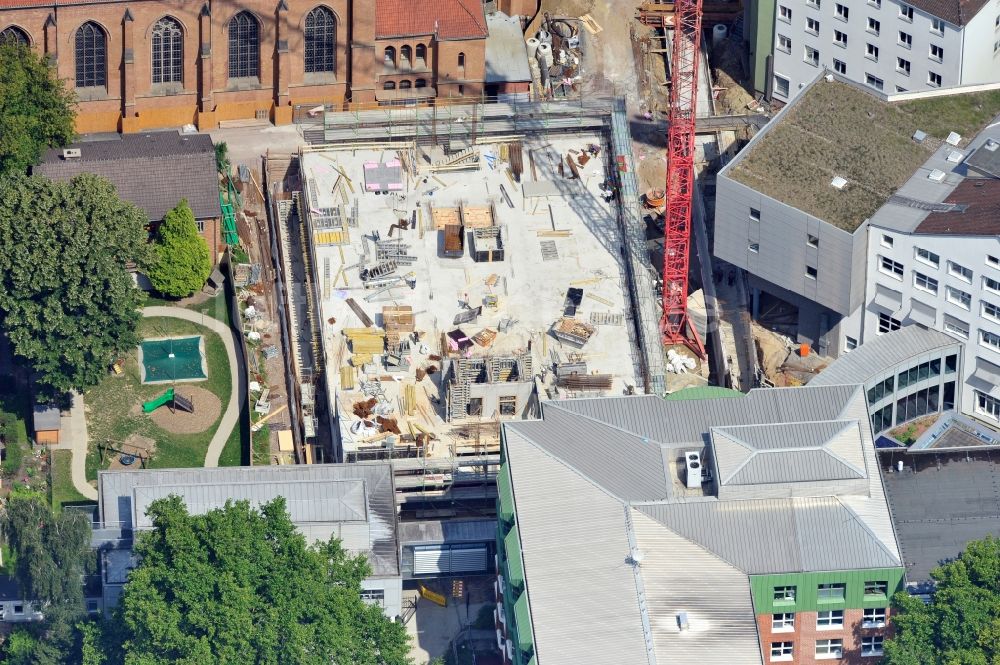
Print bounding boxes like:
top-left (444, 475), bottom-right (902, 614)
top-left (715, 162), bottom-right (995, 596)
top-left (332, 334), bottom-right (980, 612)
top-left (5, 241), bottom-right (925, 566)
top-left (140, 337), bottom-right (206, 383)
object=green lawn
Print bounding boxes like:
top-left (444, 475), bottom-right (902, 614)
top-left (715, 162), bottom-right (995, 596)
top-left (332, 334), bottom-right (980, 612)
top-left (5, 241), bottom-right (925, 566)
top-left (145, 290), bottom-right (232, 327)
top-left (84, 316), bottom-right (233, 480)
top-left (218, 415), bottom-right (244, 466)
top-left (0, 388), bottom-right (30, 476)
top-left (49, 450), bottom-right (91, 513)
top-left (252, 425), bottom-right (270, 466)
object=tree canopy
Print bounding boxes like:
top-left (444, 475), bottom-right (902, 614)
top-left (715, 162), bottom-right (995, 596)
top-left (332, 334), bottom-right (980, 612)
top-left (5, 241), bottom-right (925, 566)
top-left (885, 535), bottom-right (1000, 664)
top-left (113, 495), bottom-right (411, 665)
top-left (0, 41), bottom-right (76, 177)
top-left (0, 173), bottom-right (150, 399)
top-left (0, 490), bottom-right (95, 665)
top-left (145, 200), bottom-right (212, 299)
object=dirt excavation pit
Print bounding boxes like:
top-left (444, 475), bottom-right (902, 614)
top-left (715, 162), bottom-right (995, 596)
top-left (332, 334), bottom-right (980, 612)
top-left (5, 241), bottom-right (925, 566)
top-left (148, 386), bottom-right (222, 434)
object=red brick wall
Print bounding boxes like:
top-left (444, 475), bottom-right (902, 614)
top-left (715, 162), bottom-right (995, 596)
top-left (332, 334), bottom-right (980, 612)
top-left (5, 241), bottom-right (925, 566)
top-left (756, 608), bottom-right (894, 665)
top-left (199, 216), bottom-right (223, 266)
top-left (0, 1), bottom-right (489, 131)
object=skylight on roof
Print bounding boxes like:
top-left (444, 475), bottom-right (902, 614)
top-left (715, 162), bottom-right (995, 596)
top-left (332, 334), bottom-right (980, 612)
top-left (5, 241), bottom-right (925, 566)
top-left (946, 132), bottom-right (962, 146)
top-left (928, 169), bottom-right (946, 182)
top-left (831, 176), bottom-right (848, 190)
top-left (947, 150), bottom-right (964, 163)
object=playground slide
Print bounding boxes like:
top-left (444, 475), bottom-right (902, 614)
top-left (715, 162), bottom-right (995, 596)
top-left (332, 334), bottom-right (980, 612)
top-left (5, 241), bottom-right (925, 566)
top-left (143, 388), bottom-right (175, 414)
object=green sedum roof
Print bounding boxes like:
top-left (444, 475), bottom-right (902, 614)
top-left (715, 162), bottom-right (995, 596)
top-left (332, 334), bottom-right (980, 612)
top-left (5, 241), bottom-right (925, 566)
top-left (664, 385), bottom-right (744, 401)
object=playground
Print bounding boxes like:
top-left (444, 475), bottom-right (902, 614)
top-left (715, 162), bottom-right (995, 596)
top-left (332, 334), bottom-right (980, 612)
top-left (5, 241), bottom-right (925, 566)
top-left (84, 314), bottom-right (235, 479)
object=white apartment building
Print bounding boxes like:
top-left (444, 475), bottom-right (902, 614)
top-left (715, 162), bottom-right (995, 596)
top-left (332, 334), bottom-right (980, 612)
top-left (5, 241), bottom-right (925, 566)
top-left (716, 74), bottom-right (1000, 433)
top-left (866, 173), bottom-right (1000, 426)
top-left (769, 0), bottom-right (999, 102)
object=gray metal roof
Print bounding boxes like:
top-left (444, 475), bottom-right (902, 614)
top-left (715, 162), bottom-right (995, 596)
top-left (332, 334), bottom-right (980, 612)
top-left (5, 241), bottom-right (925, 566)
top-left (485, 12), bottom-right (531, 84)
top-left (638, 497), bottom-right (900, 574)
top-left (397, 518), bottom-right (496, 545)
top-left (34, 131), bottom-right (222, 222)
top-left (711, 420), bottom-right (866, 486)
top-left (32, 404), bottom-right (60, 431)
top-left (507, 405), bottom-right (670, 502)
top-left (504, 385), bottom-right (903, 664)
top-left (809, 326), bottom-right (959, 387)
top-left (98, 464), bottom-right (399, 576)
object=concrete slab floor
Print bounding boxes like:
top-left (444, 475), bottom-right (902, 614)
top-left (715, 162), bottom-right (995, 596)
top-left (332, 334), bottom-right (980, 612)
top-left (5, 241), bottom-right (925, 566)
top-left (300, 133), bottom-right (645, 459)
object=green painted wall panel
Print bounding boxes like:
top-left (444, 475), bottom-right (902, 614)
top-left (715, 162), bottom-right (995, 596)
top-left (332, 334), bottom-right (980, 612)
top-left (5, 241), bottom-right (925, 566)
top-left (750, 568), bottom-right (904, 614)
top-left (747, 0), bottom-right (776, 94)
top-left (498, 463), bottom-right (515, 524)
top-left (514, 591), bottom-right (535, 653)
top-left (504, 525), bottom-right (525, 591)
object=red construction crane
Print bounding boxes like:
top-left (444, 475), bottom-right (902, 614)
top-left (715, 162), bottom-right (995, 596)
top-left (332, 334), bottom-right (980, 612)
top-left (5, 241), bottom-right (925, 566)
top-left (661, 0), bottom-right (706, 358)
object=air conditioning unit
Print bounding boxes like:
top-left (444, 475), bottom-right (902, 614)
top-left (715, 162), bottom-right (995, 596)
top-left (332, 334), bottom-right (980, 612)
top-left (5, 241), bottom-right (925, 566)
top-left (62, 148), bottom-right (81, 159)
top-left (685, 451), bottom-right (703, 489)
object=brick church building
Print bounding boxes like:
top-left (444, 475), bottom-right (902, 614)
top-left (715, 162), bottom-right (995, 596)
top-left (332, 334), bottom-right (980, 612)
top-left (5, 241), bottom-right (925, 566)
top-left (0, 0), bottom-right (537, 133)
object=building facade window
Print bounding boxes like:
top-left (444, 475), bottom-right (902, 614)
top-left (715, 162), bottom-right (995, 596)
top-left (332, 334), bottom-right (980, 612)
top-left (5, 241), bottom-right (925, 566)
top-left (778, 34), bottom-right (792, 52)
top-left (866, 73), bottom-right (884, 90)
top-left (817, 583), bottom-right (845, 602)
top-left (986, 275), bottom-right (1000, 294)
top-left (931, 17), bottom-right (945, 35)
top-left (946, 286), bottom-right (971, 309)
top-left (899, 4), bottom-right (914, 20)
top-left (750, 207), bottom-right (761, 221)
top-left (805, 45), bottom-right (820, 66)
top-left (399, 79), bottom-right (412, 89)
top-left (862, 635), bottom-right (885, 657)
top-left (988, 255), bottom-right (1000, 270)
top-left (151, 16), bottom-right (183, 85)
top-left (897, 57), bottom-right (910, 75)
top-left (880, 256), bottom-right (904, 278)
top-left (867, 43), bottom-right (879, 60)
top-left (943, 315), bottom-right (969, 339)
top-left (835, 3), bottom-right (849, 19)
top-left (899, 30), bottom-right (912, 47)
top-left (898, 358), bottom-right (941, 390)
top-left (384, 46), bottom-right (396, 67)
top-left (400, 44), bottom-right (412, 66)
top-left (771, 642), bottom-right (794, 661)
top-left (816, 639), bottom-right (844, 659)
top-left (864, 580), bottom-right (889, 598)
top-left (75, 21), bottom-right (107, 88)
top-left (383, 81), bottom-right (396, 90)
top-left (774, 75), bottom-right (790, 96)
top-left (948, 260), bottom-right (973, 282)
top-left (929, 71), bottom-right (942, 87)
top-left (863, 607), bottom-right (888, 627)
top-left (895, 385), bottom-right (940, 424)
top-left (868, 375), bottom-right (894, 405)
top-left (749, 243), bottom-right (760, 253)
top-left (984, 300), bottom-right (1000, 323)
top-left (773, 585), bottom-right (796, 603)
top-left (882, 234), bottom-right (894, 248)
top-left (981, 329), bottom-right (1000, 352)
top-left (930, 43), bottom-right (944, 61)
top-left (976, 390), bottom-right (1000, 421)
top-left (808, 17), bottom-right (821, 34)
top-left (845, 336), bottom-right (858, 351)
top-left (872, 404), bottom-right (893, 432)
top-left (415, 78), bottom-right (427, 88)
top-left (228, 12), bottom-right (260, 80)
top-left (415, 43), bottom-right (427, 66)
top-left (914, 271), bottom-right (938, 294)
top-left (833, 58), bottom-right (846, 74)
top-left (0, 26), bottom-right (29, 45)
top-left (834, 29), bottom-right (848, 46)
top-left (868, 17), bottom-right (881, 34)
top-left (457, 51), bottom-right (466, 71)
top-left (772, 613), bottom-right (795, 631)
top-left (915, 247), bottom-right (940, 267)
top-left (878, 312), bottom-right (902, 333)
top-left (806, 265), bottom-right (818, 279)
top-left (304, 6), bottom-right (337, 74)
top-left (779, 4), bottom-right (792, 21)
top-left (817, 609), bottom-right (844, 629)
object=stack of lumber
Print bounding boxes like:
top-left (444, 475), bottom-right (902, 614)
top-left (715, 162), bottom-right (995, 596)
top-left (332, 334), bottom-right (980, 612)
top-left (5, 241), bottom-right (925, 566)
top-left (383, 305), bottom-right (415, 350)
top-left (344, 328), bottom-right (385, 365)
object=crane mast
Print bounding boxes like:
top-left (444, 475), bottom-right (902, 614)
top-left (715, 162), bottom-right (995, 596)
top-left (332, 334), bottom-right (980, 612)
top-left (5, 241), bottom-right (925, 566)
top-left (661, 0), bottom-right (706, 357)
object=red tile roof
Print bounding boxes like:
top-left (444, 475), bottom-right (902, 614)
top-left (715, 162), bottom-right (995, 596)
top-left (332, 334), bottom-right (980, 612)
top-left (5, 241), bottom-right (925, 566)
top-left (0, 0), bottom-right (109, 7)
top-left (917, 179), bottom-right (1000, 235)
top-left (375, 0), bottom-right (488, 40)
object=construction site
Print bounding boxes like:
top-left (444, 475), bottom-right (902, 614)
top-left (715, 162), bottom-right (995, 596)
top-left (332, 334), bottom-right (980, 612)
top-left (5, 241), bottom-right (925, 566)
top-left (261, 96), bottom-right (710, 507)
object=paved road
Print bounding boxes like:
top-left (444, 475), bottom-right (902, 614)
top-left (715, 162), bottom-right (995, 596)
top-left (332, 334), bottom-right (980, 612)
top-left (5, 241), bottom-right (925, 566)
top-left (61, 392), bottom-right (98, 500)
top-left (142, 306), bottom-right (241, 467)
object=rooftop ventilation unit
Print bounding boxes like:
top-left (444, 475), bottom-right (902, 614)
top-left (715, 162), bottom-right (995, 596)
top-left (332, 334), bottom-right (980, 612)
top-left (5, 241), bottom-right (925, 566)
top-left (830, 176), bottom-right (848, 190)
top-left (946, 132), bottom-right (962, 146)
top-left (986, 139), bottom-right (999, 152)
top-left (928, 169), bottom-right (946, 182)
top-left (947, 150), bottom-right (964, 163)
top-left (677, 611), bottom-right (690, 631)
top-left (912, 130), bottom-right (927, 143)
top-left (685, 451), bottom-right (703, 489)
top-left (62, 148), bottom-right (81, 159)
